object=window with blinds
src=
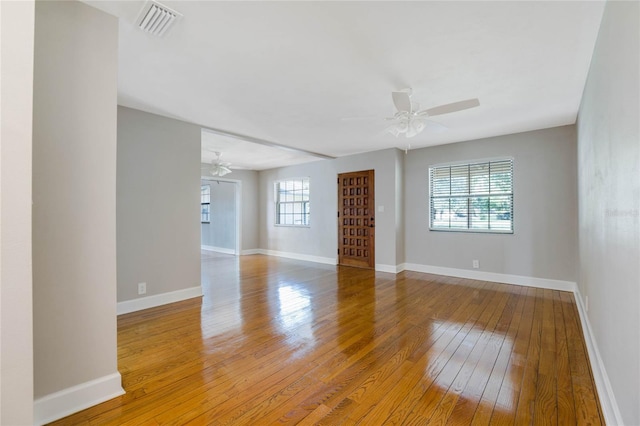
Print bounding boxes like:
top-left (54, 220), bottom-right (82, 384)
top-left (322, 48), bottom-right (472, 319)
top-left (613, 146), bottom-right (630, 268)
top-left (429, 159), bottom-right (513, 233)
top-left (275, 178), bottom-right (310, 226)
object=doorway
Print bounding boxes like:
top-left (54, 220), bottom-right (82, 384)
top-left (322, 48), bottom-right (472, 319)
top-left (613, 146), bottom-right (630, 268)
top-left (337, 170), bottom-right (375, 269)
top-left (200, 178), bottom-right (241, 255)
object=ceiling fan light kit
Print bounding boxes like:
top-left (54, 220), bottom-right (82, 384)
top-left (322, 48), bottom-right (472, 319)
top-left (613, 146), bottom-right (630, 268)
top-left (210, 152), bottom-right (232, 177)
top-left (386, 113), bottom-right (428, 138)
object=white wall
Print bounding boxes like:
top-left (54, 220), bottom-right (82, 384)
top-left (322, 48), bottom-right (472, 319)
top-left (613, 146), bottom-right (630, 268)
top-left (0, 1), bottom-right (35, 424)
top-left (200, 165), bottom-right (260, 253)
top-left (577, 1), bottom-right (640, 424)
top-left (201, 179), bottom-right (236, 251)
top-left (258, 148), bottom-right (403, 269)
top-left (404, 125), bottom-right (578, 283)
top-left (118, 107), bottom-right (201, 302)
top-left (32, 0), bottom-right (122, 420)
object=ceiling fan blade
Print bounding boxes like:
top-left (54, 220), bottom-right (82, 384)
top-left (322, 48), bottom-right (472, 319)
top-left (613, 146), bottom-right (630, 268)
top-left (385, 111), bottom-right (410, 122)
top-left (424, 98), bottom-right (480, 117)
top-left (211, 164), bottom-right (232, 177)
top-left (392, 91), bottom-right (412, 113)
top-left (341, 116), bottom-right (382, 121)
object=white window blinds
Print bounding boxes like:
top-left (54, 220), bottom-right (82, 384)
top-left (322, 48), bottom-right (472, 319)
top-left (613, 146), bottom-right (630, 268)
top-left (430, 159), bottom-right (513, 233)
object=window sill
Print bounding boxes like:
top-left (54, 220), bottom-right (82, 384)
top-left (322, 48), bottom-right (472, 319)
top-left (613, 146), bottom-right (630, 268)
top-left (429, 228), bottom-right (513, 234)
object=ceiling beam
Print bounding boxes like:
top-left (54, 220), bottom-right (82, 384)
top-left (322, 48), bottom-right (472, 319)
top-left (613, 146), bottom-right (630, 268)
top-left (201, 127), bottom-right (335, 160)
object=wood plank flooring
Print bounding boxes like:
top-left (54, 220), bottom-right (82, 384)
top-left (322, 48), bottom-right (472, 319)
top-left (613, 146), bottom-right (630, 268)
top-left (49, 252), bottom-right (604, 425)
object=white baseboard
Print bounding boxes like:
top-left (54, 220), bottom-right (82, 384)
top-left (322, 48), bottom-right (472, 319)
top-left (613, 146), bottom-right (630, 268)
top-left (241, 248), bottom-right (261, 255)
top-left (403, 263), bottom-right (576, 292)
top-left (34, 372), bottom-right (124, 425)
top-left (201, 245), bottom-right (236, 255)
top-left (573, 287), bottom-right (624, 425)
top-left (117, 286), bottom-right (203, 315)
top-left (259, 249), bottom-right (403, 272)
top-left (376, 264), bottom-right (405, 273)
top-left (258, 249), bottom-right (337, 266)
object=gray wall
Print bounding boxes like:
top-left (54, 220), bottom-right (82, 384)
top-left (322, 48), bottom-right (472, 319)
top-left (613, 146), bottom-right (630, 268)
top-left (259, 159), bottom-right (334, 258)
top-left (118, 107), bottom-right (201, 301)
top-left (258, 148), bottom-right (403, 268)
top-left (577, 1), bottom-right (640, 423)
top-left (405, 125), bottom-right (578, 282)
top-left (0, 1), bottom-right (35, 423)
top-left (201, 179), bottom-right (236, 250)
top-left (32, 0), bottom-right (119, 398)
top-left (395, 149), bottom-right (406, 266)
top-left (200, 165), bottom-right (260, 252)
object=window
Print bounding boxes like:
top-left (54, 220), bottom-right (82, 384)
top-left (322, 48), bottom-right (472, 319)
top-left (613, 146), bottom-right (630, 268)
top-left (430, 159), bottom-right (513, 233)
top-left (201, 184), bottom-right (210, 223)
top-left (275, 178), bottom-right (310, 226)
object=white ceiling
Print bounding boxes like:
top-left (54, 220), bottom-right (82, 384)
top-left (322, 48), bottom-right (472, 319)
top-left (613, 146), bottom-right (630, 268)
top-left (85, 0), bottom-right (605, 170)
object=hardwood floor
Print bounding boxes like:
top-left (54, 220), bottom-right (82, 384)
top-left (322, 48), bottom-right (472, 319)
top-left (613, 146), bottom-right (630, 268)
top-left (49, 252), bottom-right (603, 425)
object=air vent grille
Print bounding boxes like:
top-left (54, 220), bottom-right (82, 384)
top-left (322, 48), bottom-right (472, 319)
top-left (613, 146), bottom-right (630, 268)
top-left (137, 1), bottom-right (181, 37)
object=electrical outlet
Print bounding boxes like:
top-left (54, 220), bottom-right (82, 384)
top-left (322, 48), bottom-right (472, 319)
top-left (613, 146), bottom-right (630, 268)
top-left (138, 282), bottom-right (147, 295)
top-left (472, 260), bottom-right (479, 269)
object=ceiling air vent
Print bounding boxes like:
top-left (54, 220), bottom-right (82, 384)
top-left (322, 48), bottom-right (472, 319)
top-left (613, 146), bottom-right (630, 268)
top-left (137, 1), bottom-right (182, 37)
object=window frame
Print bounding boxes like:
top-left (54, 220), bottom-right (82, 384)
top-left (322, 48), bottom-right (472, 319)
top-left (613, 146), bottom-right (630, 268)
top-left (201, 184), bottom-right (211, 223)
top-left (274, 177), bottom-right (310, 227)
top-left (429, 158), bottom-right (514, 234)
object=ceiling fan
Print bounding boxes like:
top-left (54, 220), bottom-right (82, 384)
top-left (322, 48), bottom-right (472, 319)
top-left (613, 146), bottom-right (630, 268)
top-left (365, 89), bottom-right (480, 138)
top-left (210, 152), bottom-right (232, 177)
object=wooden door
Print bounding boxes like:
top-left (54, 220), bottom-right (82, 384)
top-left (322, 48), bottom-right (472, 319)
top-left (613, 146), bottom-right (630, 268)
top-left (338, 170), bottom-right (375, 269)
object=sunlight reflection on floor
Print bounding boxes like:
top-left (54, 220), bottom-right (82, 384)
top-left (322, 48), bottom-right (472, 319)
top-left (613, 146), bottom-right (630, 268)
top-left (277, 284), bottom-right (313, 340)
